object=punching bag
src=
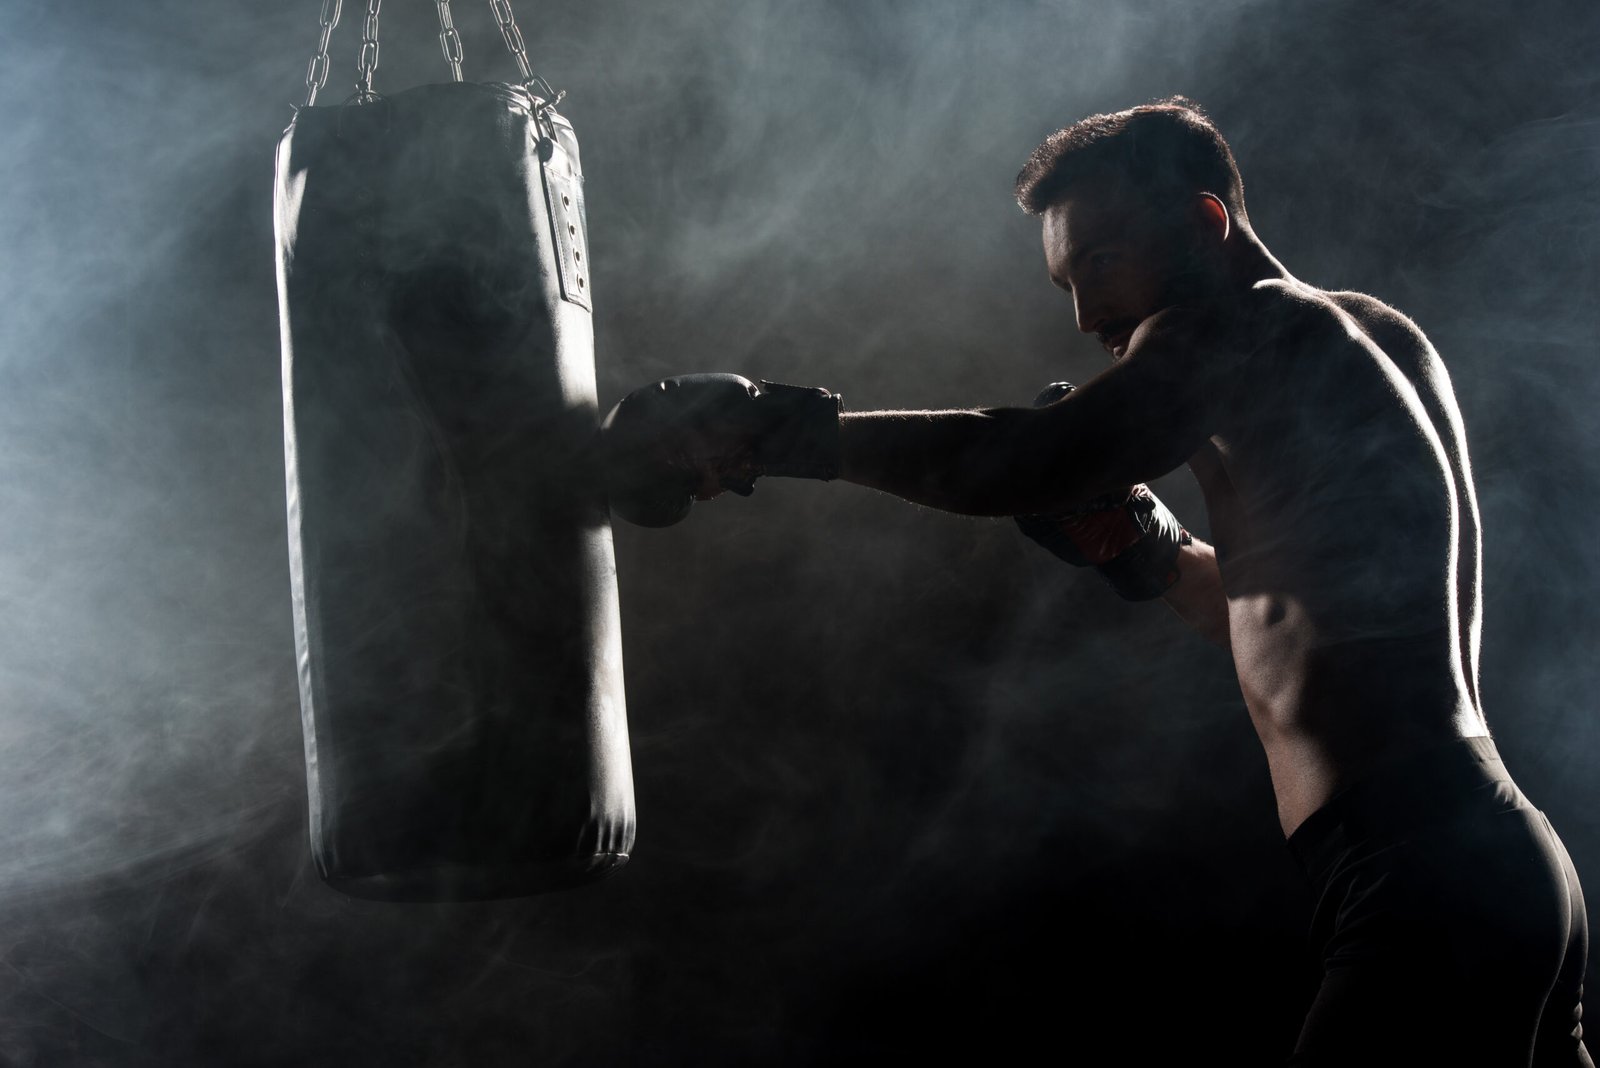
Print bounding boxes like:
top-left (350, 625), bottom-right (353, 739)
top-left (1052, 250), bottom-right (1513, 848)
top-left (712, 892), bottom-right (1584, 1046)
top-left (272, 7), bottom-right (633, 901)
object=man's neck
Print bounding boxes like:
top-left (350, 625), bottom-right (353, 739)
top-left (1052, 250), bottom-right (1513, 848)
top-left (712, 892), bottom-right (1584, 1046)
top-left (1225, 227), bottom-right (1294, 290)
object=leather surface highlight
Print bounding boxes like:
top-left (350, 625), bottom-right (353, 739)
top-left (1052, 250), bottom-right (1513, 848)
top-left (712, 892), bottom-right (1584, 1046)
top-left (273, 82), bottom-right (634, 901)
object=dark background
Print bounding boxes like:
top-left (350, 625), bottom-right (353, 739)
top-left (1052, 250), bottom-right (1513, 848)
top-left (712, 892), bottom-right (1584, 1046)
top-left (0, 1), bottom-right (1596, 1064)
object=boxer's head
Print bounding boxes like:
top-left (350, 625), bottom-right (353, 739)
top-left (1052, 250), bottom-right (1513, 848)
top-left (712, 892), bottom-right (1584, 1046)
top-left (1015, 98), bottom-right (1246, 357)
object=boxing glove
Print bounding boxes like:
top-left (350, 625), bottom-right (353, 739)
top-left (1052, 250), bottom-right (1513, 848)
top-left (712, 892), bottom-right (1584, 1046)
top-left (601, 373), bottom-right (843, 527)
top-left (1014, 382), bottom-right (1190, 601)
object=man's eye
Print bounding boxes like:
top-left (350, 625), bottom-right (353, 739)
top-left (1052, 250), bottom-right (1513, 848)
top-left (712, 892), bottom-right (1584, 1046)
top-left (1091, 252), bottom-right (1117, 269)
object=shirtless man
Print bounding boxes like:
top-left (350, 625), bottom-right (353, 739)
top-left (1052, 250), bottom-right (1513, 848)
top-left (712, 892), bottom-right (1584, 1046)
top-left (602, 98), bottom-right (1591, 1065)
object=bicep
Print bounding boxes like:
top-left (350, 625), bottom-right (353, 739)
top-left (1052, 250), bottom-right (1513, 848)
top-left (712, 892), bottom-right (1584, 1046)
top-left (1031, 309), bottom-right (1225, 502)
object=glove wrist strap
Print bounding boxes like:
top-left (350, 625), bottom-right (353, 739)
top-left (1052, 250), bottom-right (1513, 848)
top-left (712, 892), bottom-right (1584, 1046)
top-left (752, 381), bottom-right (844, 480)
top-left (1094, 491), bottom-right (1191, 601)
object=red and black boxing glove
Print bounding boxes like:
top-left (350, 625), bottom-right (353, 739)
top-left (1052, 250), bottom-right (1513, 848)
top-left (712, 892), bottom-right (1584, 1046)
top-left (600, 373), bottom-right (843, 527)
top-left (1014, 382), bottom-right (1191, 601)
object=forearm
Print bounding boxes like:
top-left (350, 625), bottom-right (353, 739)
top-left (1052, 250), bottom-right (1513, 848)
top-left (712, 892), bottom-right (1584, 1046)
top-left (837, 408), bottom-right (1120, 517)
top-left (1162, 537), bottom-right (1231, 649)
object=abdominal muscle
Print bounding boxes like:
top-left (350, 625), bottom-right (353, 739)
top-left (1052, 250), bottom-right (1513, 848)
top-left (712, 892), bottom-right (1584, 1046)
top-left (1193, 431), bottom-right (1486, 838)
top-left (1229, 589), bottom-right (1484, 836)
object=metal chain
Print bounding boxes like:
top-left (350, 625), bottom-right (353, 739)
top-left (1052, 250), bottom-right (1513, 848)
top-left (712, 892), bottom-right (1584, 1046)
top-left (489, 0), bottom-right (567, 130)
top-left (488, 0), bottom-right (535, 84)
top-left (354, 0), bottom-right (382, 103)
top-left (434, 1), bottom-right (465, 82)
top-left (304, 0), bottom-right (559, 108)
top-left (303, 0), bottom-right (344, 107)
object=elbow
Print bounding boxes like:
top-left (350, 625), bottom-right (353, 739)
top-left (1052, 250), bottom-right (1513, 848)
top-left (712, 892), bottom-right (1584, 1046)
top-left (968, 408), bottom-right (1126, 516)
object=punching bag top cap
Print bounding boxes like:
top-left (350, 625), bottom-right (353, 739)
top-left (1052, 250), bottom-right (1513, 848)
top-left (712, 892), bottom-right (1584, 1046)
top-left (294, 81), bottom-right (569, 129)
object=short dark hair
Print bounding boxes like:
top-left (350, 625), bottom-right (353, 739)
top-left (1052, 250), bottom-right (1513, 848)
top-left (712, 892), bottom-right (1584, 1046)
top-left (1014, 96), bottom-right (1246, 218)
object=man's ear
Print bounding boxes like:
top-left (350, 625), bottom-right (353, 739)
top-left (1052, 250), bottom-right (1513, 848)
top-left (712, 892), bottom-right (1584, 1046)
top-left (1195, 193), bottom-right (1230, 242)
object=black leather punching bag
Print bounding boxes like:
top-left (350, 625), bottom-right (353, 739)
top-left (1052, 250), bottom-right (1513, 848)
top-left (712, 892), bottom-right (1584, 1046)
top-left (272, 80), bottom-right (634, 901)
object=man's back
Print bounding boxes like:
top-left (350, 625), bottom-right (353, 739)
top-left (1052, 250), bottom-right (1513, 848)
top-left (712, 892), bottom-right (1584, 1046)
top-left (1188, 280), bottom-right (1489, 833)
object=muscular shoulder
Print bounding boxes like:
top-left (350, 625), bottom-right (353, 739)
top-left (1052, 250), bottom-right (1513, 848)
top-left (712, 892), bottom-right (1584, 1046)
top-left (1317, 288), bottom-right (1454, 399)
top-left (1245, 279), bottom-right (1365, 341)
top-left (1123, 302), bottom-right (1227, 354)
top-left (1321, 287), bottom-right (1427, 344)
top-left (1320, 287), bottom-right (1424, 335)
top-left (1131, 285), bottom-right (1329, 361)
top-left (1236, 281), bottom-right (1437, 372)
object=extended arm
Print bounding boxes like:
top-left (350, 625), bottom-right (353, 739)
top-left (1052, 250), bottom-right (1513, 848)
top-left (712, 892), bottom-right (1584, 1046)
top-left (837, 406), bottom-right (1114, 516)
top-left (837, 308), bottom-right (1219, 516)
top-left (600, 307), bottom-right (1222, 526)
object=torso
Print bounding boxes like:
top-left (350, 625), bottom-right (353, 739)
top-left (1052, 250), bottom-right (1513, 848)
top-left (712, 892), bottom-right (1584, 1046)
top-left (1188, 280), bottom-right (1489, 835)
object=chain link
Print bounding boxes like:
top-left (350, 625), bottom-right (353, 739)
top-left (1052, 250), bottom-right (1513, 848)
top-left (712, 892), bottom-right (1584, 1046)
top-left (354, 0), bottom-right (382, 103)
top-left (302, 0), bottom-right (344, 107)
top-left (488, 0), bottom-right (535, 84)
top-left (488, 0), bottom-right (566, 130)
top-left (303, 0), bottom-right (559, 110)
top-left (435, 1), bottom-right (465, 82)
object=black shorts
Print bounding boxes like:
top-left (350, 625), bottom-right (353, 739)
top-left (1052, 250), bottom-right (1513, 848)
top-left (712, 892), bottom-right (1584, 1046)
top-left (1286, 736), bottom-right (1591, 1067)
